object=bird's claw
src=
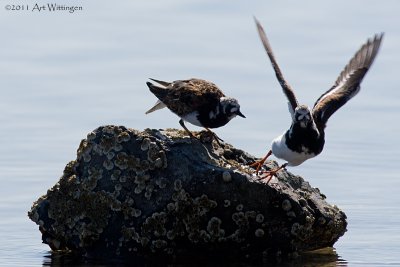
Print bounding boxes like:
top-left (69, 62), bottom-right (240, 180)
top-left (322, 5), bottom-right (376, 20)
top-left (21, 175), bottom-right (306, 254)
top-left (256, 163), bottom-right (288, 183)
top-left (249, 160), bottom-right (265, 175)
top-left (249, 150), bottom-right (273, 175)
top-left (256, 170), bottom-right (279, 184)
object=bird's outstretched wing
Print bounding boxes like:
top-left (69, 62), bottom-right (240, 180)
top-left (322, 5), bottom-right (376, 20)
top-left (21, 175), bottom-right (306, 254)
top-left (312, 33), bottom-right (384, 129)
top-left (254, 17), bottom-right (299, 113)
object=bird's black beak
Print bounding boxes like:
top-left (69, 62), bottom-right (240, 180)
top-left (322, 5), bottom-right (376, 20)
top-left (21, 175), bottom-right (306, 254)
top-left (237, 110), bottom-right (246, 118)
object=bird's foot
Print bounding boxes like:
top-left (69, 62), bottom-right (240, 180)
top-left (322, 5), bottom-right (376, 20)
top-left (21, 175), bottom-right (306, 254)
top-left (256, 163), bottom-right (288, 184)
top-left (249, 150), bottom-right (272, 175)
top-left (179, 119), bottom-right (200, 141)
top-left (188, 132), bottom-right (200, 141)
top-left (199, 128), bottom-right (224, 147)
top-left (180, 127), bottom-right (199, 141)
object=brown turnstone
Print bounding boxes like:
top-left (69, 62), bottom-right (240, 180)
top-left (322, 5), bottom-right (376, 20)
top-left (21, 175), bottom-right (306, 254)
top-left (251, 18), bottom-right (384, 182)
top-left (145, 78), bottom-right (245, 142)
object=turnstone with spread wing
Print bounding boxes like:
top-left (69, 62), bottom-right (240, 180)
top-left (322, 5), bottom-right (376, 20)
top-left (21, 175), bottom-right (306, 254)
top-left (146, 78), bottom-right (245, 142)
top-left (251, 18), bottom-right (383, 182)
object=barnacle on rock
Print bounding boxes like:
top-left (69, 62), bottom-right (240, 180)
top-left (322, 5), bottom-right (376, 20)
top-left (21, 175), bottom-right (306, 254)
top-left (142, 212), bottom-right (168, 238)
top-left (111, 170), bottom-right (121, 181)
top-left (207, 217), bottom-right (225, 239)
top-left (222, 171), bottom-right (232, 182)
top-left (132, 208), bottom-right (142, 218)
top-left (245, 211), bottom-right (257, 219)
top-left (115, 152), bottom-right (129, 170)
top-left (236, 204), bottom-right (244, 211)
top-left (119, 175), bottom-right (127, 183)
top-left (155, 177), bottom-right (167, 189)
top-left (117, 131), bottom-right (131, 143)
top-left (87, 131), bottom-right (96, 141)
top-left (140, 138), bottom-right (151, 151)
top-left (100, 135), bottom-right (116, 154)
top-left (154, 158), bottom-right (163, 169)
top-left (223, 199), bottom-right (231, 208)
top-left (282, 199), bottom-right (292, 211)
top-left (173, 179), bottom-right (182, 191)
top-left (103, 159), bottom-right (114, 171)
top-left (255, 228), bottom-right (265, 237)
top-left (106, 151), bottom-right (115, 160)
top-left (256, 214), bottom-right (264, 223)
top-left (232, 212), bottom-right (246, 226)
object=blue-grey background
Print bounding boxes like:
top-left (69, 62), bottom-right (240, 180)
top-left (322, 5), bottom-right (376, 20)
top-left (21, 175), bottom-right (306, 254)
top-left (0, 1), bottom-right (399, 266)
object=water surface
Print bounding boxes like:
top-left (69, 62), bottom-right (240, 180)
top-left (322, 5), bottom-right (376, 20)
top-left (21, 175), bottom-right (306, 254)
top-left (1, 1), bottom-right (399, 266)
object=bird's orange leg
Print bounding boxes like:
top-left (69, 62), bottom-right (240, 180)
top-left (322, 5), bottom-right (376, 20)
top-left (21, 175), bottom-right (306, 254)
top-left (257, 163), bottom-right (288, 183)
top-left (249, 150), bottom-right (272, 175)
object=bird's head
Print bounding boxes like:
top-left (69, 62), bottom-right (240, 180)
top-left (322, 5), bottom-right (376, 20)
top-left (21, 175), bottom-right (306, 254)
top-left (294, 105), bottom-right (312, 128)
top-left (220, 97), bottom-right (246, 120)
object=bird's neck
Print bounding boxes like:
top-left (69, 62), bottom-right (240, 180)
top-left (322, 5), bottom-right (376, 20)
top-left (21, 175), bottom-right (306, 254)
top-left (289, 120), bottom-right (320, 138)
top-left (199, 103), bottom-right (230, 128)
top-left (286, 121), bottom-right (325, 155)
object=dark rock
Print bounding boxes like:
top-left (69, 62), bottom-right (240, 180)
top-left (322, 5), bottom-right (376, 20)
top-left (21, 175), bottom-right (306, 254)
top-left (28, 125), bottom-right (347, 263)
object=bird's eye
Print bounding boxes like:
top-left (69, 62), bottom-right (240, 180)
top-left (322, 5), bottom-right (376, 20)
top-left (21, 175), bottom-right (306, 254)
top-left (296, 112), bottom-right (310, 121)
top-left (230, 107), bottom-right (238, 114)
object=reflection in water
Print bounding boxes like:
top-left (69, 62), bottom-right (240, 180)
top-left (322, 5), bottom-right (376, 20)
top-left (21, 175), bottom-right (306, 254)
top-left (42, 251), bottom-right (125, 267)
top-left (298, 248), bottom-right (347, 267)
top-left (42, 247), bottom-right (347, 267)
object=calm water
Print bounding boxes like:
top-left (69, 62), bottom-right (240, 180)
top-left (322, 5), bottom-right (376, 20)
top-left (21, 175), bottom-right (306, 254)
top-left (1, 1), bottom-right (400, 266)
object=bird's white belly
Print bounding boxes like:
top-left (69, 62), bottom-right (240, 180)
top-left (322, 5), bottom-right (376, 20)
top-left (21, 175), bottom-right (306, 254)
top-left (181, 111), bottom-right (203, 127)
top-left (271, 133), bottom-right (316, 166)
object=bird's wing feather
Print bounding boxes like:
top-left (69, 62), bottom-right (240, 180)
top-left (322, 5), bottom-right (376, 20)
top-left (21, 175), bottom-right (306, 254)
top-left (254, 17), bottom-right (299, 112)
top-left (170, 79), bottom-right (225, 110)
top-left (312, 33), bottom-right (384, 128)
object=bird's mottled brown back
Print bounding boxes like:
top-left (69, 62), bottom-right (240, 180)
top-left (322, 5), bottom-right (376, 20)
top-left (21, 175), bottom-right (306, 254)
top-left (157, 79), bottom-right (225, 116)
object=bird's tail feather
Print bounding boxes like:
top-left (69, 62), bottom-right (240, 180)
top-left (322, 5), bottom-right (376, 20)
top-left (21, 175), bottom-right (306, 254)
top-left (149, 78), bottom-right (170, 87)
top-left (145, 100), bottom-right (167, 114)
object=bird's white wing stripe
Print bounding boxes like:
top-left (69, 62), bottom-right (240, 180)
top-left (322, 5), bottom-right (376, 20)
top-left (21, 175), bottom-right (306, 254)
top-left (316, 71), bottom-right (356, 104)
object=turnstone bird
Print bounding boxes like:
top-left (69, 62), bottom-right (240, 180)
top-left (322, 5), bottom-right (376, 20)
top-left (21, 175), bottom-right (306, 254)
top-left (145, 78), bottom-right (245, 142)
top-left (251, 18), bottom-right (383, 182)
